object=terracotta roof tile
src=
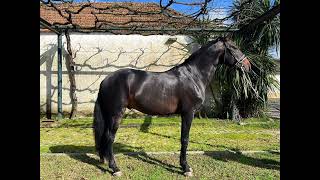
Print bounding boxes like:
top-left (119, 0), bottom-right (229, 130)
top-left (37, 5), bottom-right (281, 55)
top-left (40, 2), bottom-right (195, 33)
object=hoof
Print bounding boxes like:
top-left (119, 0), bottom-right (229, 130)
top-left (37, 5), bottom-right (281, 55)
top-left (112, 171), bottom-right (122, 177)
top-left (99, 159), bottom-right (105, 164)
top-left (184, 171), bottom-right (193, 177)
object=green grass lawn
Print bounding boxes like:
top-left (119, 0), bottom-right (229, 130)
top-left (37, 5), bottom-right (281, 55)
top-left (41, 152), bottom-right (279, 180)
top-left (40, 117), bottom-right (280, 179)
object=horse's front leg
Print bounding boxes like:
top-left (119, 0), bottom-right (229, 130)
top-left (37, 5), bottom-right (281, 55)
top-left (180, 111), bottom-right (194, 176)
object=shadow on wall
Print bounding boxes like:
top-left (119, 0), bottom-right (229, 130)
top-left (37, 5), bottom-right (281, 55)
top-left (40, 37), bottom-right (200, 116)
top-left (40, 44), bottom-right (57, 119)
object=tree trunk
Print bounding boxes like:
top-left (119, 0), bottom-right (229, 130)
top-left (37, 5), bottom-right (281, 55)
top-left (230, 94), bottom-right (241, 123)
top-left (231, 103), bottom-right (241, 122)
top-left (65, 30), bottom-right (78, 119)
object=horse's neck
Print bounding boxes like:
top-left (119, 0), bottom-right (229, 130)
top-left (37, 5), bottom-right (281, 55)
top-left (185, 55), bottom-right (218, 87)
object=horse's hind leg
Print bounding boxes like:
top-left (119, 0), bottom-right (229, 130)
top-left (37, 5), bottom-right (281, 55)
top-left (106, 108), bottom-right (124, 176)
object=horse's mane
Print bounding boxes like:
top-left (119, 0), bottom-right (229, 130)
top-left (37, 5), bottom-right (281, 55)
top-left (175, 37), bottom-right (221, 68)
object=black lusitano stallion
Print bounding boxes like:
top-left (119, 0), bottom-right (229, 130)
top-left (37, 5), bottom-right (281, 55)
top-left (93, 37), bottom-right (251, 176)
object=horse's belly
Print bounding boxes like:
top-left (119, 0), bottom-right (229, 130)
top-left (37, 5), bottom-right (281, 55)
top-left (129, 96), bottom-right (179, 115)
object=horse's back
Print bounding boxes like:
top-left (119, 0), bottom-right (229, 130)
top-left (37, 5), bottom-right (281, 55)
top-left (98, 68), bottom-right (153, 102)
top-left (100, 68), bottom-right (135, 87)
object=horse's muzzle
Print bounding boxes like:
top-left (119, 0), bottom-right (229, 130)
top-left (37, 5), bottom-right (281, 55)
top-left (242, 57), bottom-right (251, 72)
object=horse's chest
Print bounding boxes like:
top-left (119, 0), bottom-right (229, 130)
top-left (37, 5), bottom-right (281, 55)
top-left (181, 82), bottom-right (206, 109)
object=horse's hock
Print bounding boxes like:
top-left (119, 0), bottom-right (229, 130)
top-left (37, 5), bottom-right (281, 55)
top-left (40, 33), bottom-right (198, 115)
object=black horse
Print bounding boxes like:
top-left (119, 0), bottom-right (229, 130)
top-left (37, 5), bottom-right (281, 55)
top-left (93, 36), bottom-right (251, 176)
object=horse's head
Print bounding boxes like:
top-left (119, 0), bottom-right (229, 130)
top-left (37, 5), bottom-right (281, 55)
top-left (216, 36), bottom-right (251, 72)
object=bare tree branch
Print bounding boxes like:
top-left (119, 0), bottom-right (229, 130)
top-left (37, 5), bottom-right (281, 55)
top-left (237, 4), bottom-right (280, 34)
top-left (40, 0), bottom-right (256, 118)
top-left (65, 29), bottom-right (78, 119)
top-left (40, 0), bottom-right (217, 33)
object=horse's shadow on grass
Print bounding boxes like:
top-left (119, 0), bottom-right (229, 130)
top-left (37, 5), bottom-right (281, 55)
top-left (49, 127), bottom-right (279, 174)
top-left (139, 115), bottom-right (152, 133)
top-left (204, 151), bottom-right (280, 170)
top-left (49, 145), bottom-right (112, 174)
top-left (148, 131), bottom-right (280, 171)
top-left (49, 143), bottom-right (182, 175)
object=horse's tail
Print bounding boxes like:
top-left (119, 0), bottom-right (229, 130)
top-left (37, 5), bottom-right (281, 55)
top-left (93, 92), bottom-right (111, 161)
